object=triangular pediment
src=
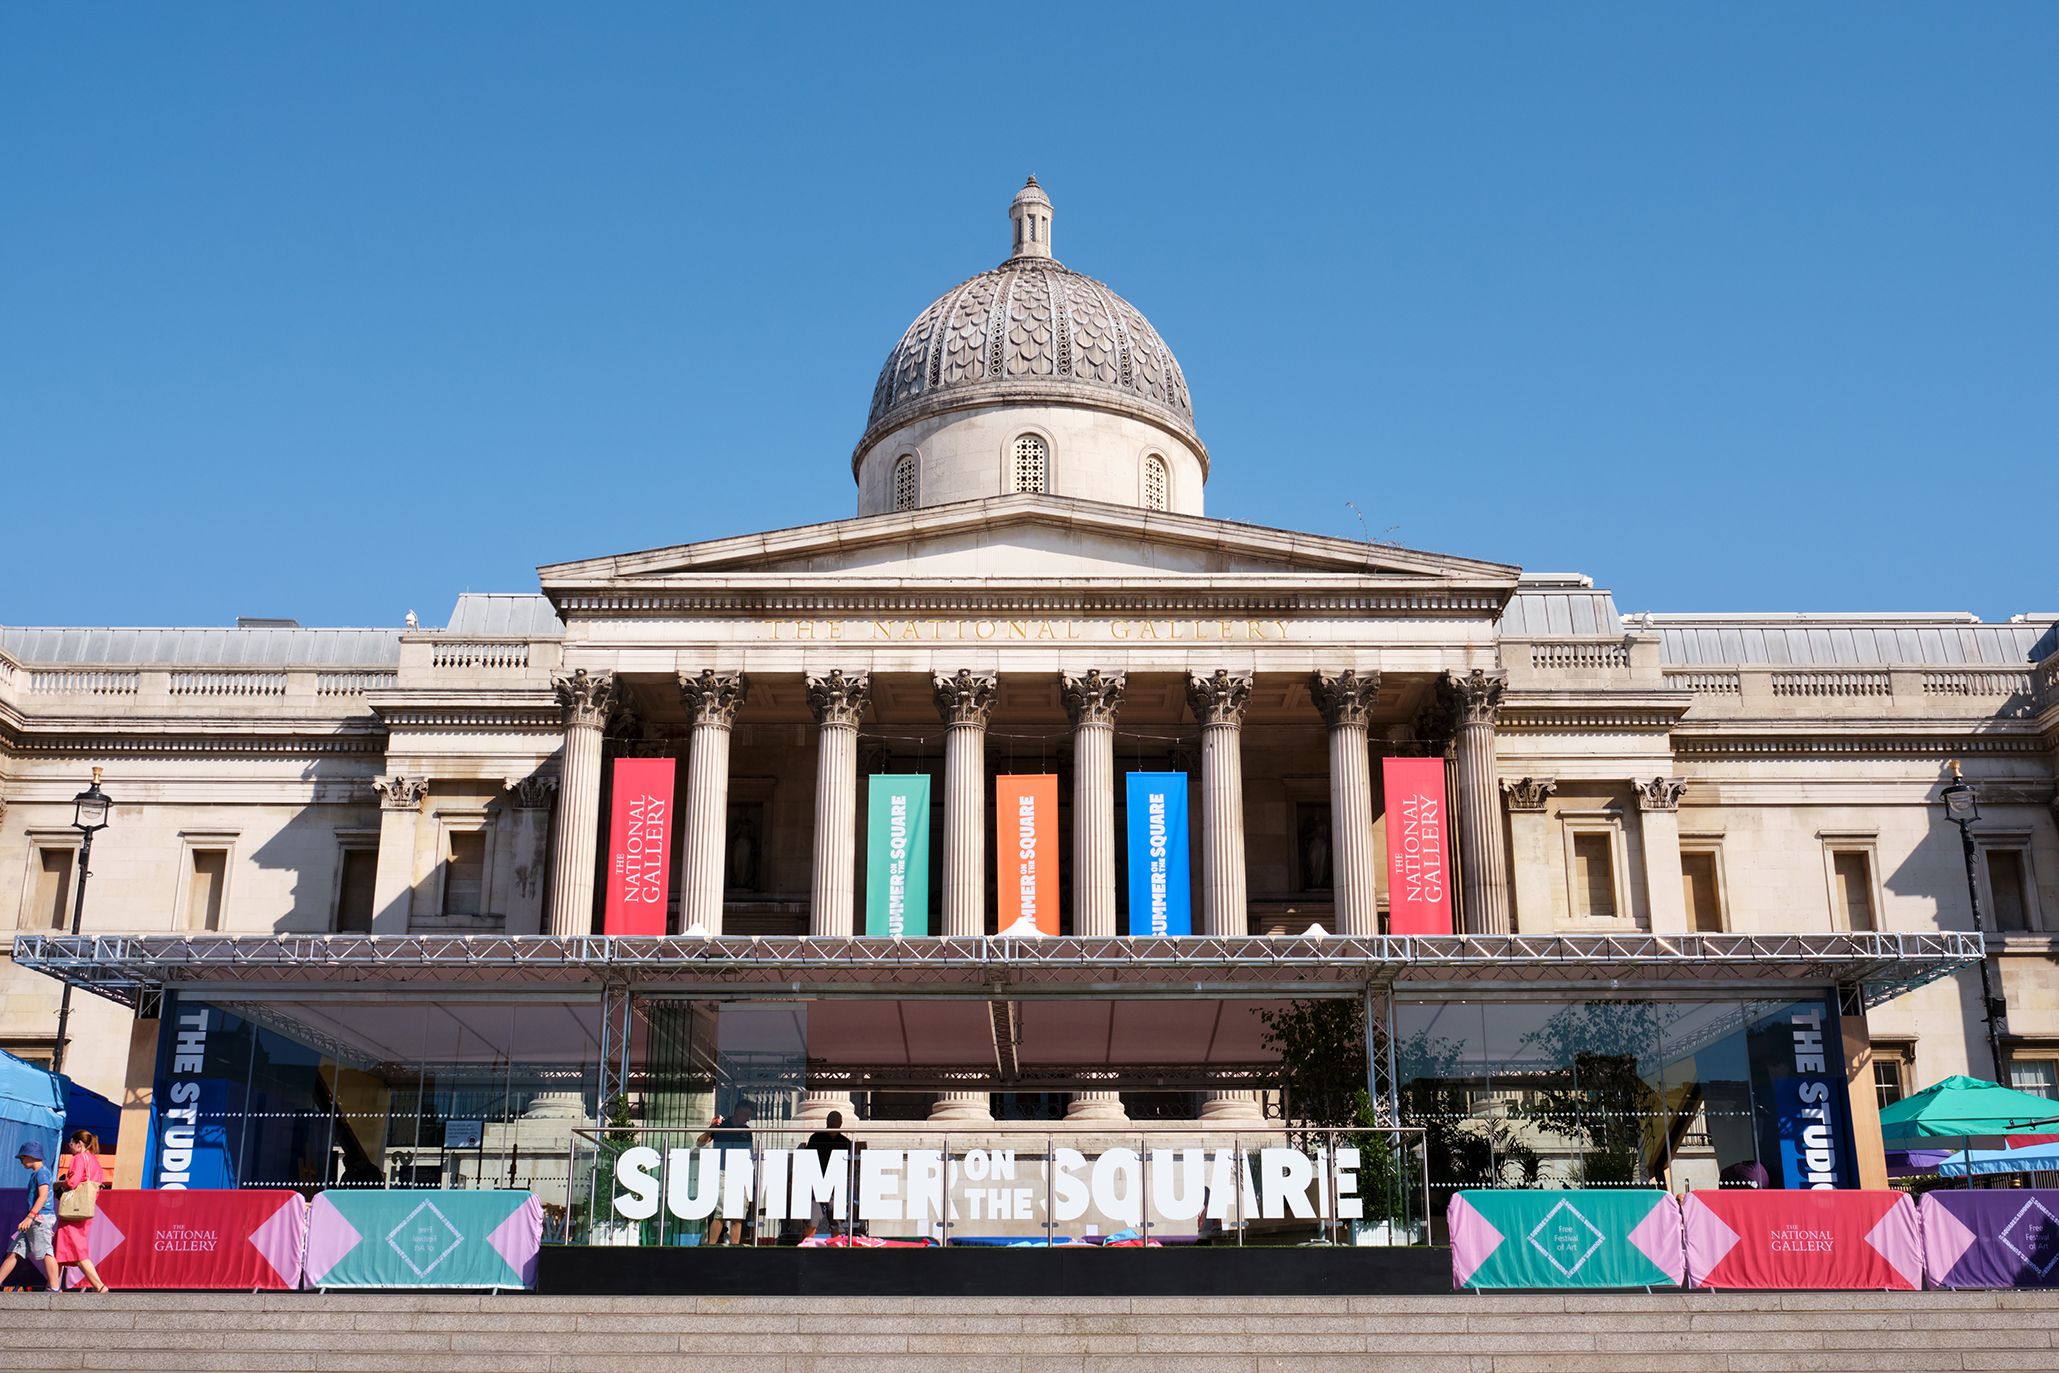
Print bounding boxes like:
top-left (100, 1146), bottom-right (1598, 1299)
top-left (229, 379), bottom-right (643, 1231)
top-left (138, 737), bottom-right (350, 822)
top-left (539, 495), bottom-right (1519, 594)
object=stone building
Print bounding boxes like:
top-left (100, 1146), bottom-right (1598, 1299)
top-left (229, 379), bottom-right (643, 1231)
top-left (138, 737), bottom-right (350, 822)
top-left (3, 180), bottom-right (2054, 1207)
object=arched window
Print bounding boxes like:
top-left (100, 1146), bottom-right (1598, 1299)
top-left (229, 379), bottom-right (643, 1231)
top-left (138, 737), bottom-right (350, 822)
top-left (1143, 454), bottom-right (1169, 511)
top-left (892, 453), bottom-right (919, 511)
top-left (1012, 434), bottom-right (1048, 493)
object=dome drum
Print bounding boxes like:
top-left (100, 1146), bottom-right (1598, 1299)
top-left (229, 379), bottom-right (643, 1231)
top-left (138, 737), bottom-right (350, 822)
top-left (854, 179), bottom-right (1207, 517)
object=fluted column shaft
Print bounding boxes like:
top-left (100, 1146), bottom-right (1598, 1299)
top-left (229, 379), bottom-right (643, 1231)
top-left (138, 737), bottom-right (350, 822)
top-left (548, 671), bottom-right (614, 937)
top-left (932, 670), bottom-right (998, 1123)
top-left (806, 672), bottom-right (870, 938)
top-left (1064, 670), bottom-right (1125, 937)
top-left (678, 670), bottom-right (748, 935)
top-left (1312, 671), bottom-right (1381, 936)
top-left (1063, 670), bottom-right (1127, 1122)
top-left (1450, 669), bottom-right (1512, 935)
top-left (1188, 670), bottom-right (1252, 939)
top-left (1188, 670), bottom-right (1261, 1123)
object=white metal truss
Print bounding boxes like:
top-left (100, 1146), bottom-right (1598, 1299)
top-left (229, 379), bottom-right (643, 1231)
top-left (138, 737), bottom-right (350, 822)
top-left (11, 929), bottom-right (1982, 1011)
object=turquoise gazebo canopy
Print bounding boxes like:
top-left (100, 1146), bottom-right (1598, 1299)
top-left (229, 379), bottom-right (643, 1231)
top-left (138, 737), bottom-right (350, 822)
top-left (1877, 1074), bottom-right (2059, 1142)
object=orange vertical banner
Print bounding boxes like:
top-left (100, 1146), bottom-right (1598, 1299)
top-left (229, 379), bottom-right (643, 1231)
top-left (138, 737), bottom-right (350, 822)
top-left (996, 774), bottom-right (1060, 934)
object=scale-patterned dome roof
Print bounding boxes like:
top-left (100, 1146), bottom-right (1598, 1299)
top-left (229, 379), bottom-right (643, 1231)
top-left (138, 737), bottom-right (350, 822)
top-left (861, 179), bottom-right (1196, 449)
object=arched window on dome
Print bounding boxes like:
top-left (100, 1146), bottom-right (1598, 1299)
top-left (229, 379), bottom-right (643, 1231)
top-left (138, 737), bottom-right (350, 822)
top-left (1143, 455), bottom-right (1169, 511)
top-left (892, 453), bottom-right (919, 511)
top-left (1012, 434), bottom-right (1048, 494)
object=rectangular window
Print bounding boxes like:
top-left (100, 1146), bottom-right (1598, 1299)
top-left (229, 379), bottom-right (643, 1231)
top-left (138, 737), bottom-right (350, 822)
top-left (1873, 1055), bottom-right (1908, 1112)
top-left (1572, 832), bottom-right (1617, 920)
top-left (1681, 851), bottom-right (1723, 933)
top-left (1988, 848), bottom-right (2033, 932)
top-left (2009, 1059), bottom-right (2058, 1101)
top-left (31, 848), bottom-right (74, 929)
top-left (335, 848), bottom-right (377, 933)
top-left (187, 850), bottom-right (227, 932)
top-left (443, 832), bottom-right (486, 916)
top-left (1832, 851), bottom-right (1875, 932)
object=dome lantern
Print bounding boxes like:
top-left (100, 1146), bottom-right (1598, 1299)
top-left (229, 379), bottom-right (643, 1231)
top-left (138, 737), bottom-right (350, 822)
top-left (1009, 175), bottom-right (1054, 262)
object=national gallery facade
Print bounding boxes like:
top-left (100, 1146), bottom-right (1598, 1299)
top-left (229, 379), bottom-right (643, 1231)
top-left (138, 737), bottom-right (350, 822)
top-left (3, 181), bottom-right (2054, 1237)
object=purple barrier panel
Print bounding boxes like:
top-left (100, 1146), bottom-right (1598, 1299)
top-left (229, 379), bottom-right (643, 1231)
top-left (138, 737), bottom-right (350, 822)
top-left (1921, 1190), bottom-right (2059, 1289)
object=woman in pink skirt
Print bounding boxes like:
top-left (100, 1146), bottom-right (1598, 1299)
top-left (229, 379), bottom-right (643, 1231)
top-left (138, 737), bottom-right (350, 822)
top-left (55, 1130), bottom-right (110, 1292)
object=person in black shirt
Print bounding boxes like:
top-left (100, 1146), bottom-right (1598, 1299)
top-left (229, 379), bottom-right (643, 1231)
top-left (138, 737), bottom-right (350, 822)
top-left (799, 1110), bottom-right (853, 1241)
top-left (695, 1101), bottom-right (756, 1246)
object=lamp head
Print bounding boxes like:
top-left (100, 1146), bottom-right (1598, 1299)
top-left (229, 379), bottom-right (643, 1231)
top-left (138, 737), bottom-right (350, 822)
top-left (71, 768), bottom-right (111, 833)
top-left (1940, 761), bottom-right (1979, 823)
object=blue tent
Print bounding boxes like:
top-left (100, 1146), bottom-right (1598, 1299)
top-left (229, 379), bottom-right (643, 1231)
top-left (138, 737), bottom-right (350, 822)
top-left (0, 1050), bottom-right (65, 1170)
top-left (1937, 1139), bottom-right (2059, 1178)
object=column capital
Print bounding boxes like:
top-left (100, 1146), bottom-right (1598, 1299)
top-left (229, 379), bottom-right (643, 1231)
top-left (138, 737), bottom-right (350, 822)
top-left (553, 668), bottom-right (617, 730)
top-left (1186, 669), bottom-right (1252, 727)
top-left (806, 669), bottom-right (871, 729)
top-left (1310, 669), bottom-right (1381, 728)
top-left (1446, 668), bottom-right (1507, 727)
top-left (1637, 776), bottom-right (1688, 812)
top-left (1061, 669), bottom-right (1126, 727)
top-left (1501, 776), bottom-right (1557, 812)
top-left (933, 668), bottom-right (998, 726)
top-left (504, 774), bottom-right (558, 810)
top-left (372, 774), bottom-right (428, 812)
top-left (679, 669), bottom-right (749, 728)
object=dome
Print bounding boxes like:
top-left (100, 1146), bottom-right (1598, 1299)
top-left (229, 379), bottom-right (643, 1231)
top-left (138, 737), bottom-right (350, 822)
top-left (857, 179), bottom-right (1200, 461)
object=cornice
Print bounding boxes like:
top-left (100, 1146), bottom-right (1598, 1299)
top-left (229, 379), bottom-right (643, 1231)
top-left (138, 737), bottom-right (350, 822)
top-left (544, 584), bottom-right (1512, 619)
top-left (1673, 731), bottom-right (2046, 759)
top-left (8, 732), bottom-right (386, 759)
top-left (368, 686), bottom-right (563, 735)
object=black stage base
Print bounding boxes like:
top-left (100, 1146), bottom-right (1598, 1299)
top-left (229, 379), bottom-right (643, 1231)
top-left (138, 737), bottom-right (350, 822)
top-left (538, 1244), bottom-right (1449, 1297)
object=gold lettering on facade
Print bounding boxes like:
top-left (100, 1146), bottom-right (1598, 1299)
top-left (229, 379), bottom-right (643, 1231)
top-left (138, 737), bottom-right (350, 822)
top-left (770, 618), bottom-right (1300, 642)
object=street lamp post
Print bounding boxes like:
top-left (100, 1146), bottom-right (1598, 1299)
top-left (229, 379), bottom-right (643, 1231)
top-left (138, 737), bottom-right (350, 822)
top-left (1940, 760), bottom-right (2006, 1081)
top-left (52, 767), bottom-right (112, 1077)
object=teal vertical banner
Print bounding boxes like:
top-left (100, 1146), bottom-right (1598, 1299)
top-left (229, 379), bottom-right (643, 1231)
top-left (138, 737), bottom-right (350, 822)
top-left (865, 774), bottom-right (931, 936)
top-left (1125, 772), bottom-right (1191, 935)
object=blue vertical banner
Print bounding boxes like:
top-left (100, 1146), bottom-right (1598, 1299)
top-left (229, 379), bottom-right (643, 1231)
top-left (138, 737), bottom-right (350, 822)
top-left (145, 995), bottom-right (240, 1189)
top-left (1125, 772), bottom-right (1192, 935)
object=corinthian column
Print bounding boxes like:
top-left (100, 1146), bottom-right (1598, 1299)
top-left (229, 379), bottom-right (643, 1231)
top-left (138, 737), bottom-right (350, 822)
top-left (1062, 669), bottom-right (1127, 1123)
top-left (1062, 669), bottom-right (1125, 936)
top-left (1187, 669), bottom-right (1252, 939)
top-left (547, 670), bottom-right (614, 937)
top-left (806, 671), bottom-right (870, 937)
top-left (1448, 668), bottom-right (1512, 935)
top-left (1188, 669), bottom-right (1261, 1123)
top-left (678, 669), bottom-right (748, 935)
top-left (1311, 670), bottom-right (1381, 936)
top-left (797, 670), bottom-right (869, 1128)
top-left (932, 668), bottom-right (998, 1124)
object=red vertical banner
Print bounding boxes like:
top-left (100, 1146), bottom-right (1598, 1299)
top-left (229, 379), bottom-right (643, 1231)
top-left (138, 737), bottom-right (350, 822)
top-left (1383, 757), bottom-right (1453, 934)
top-left (996, 774), bottom-right (1060, 934)
top-left (605, 758), bottom-right (675, 935)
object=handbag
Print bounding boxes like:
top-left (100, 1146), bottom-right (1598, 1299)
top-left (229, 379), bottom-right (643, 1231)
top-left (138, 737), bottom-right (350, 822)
top-left (56, 1179), bottom-right (99, 1220)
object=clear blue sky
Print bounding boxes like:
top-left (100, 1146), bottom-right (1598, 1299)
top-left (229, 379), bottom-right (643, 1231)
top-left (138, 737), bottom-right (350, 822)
top-left (4, 4), bottom-right (2053, 628)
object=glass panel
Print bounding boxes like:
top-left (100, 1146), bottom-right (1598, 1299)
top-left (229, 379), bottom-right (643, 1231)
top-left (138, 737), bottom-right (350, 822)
top-left (2009, 1060), bottom-right (2058, 1100)
top-left (1396, 994), bottom-right (1853, 1206)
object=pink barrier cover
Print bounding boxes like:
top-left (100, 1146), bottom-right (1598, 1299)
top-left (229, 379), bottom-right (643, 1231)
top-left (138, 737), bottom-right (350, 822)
top-left (1683, 1189), bottom-right (1920, 1290)
top-left (82, 1189), bottom-right (307, 1290)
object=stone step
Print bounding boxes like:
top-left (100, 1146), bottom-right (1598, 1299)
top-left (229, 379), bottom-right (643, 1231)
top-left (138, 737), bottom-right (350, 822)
top-left (4, 1293), bottom-right (2054, 1373)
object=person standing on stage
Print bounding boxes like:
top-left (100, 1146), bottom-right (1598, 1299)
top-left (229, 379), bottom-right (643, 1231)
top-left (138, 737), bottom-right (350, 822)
top-left (800, 1111), bottom-right (854, 1242)
top-left (695, 1101), bottom-right (757, 1247)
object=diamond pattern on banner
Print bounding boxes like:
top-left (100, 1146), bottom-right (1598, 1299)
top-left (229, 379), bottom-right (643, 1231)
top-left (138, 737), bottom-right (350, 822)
top-left (2000, 1198), bottom-right (2059, 1279)
top-left (248, 1195), bottom-right (310, 1287)
top-left (1526, 1199), bottom-right (1605, 1278)
top-left (1863, 1198), bottom-right (1924, 1289)
top-left (386, 1200), bottom-right (464, 1278)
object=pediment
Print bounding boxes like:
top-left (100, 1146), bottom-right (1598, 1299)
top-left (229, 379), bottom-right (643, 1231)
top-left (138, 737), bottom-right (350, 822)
top-left (539, 495), bottom-right (1519, 593)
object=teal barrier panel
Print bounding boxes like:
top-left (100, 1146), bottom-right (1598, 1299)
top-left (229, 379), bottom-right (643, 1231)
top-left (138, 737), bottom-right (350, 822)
top-left (1449, 1189), bottom-right (1683, 1289)
top-left (305, 1190), bottom-right (541, 1289)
